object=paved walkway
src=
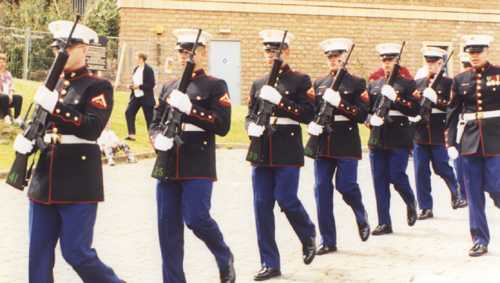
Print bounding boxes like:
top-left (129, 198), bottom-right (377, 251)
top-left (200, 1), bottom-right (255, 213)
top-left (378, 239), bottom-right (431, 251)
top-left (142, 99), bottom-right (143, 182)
top-left (1, 149), bottom-right (499, 282)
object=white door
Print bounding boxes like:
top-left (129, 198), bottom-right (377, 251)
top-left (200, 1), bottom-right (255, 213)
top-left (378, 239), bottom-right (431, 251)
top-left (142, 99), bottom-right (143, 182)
top-left (208, 41), bottom-right (241, 104)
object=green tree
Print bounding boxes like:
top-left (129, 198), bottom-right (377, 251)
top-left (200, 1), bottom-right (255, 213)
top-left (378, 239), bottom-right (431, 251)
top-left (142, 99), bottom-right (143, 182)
top-left (84, 0), bottom-right (120, 37)
top-left (0, 1), bottom-right (73, 78)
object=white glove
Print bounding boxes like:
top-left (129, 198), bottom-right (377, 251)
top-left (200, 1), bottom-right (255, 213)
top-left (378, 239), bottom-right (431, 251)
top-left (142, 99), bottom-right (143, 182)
top-left (307, 121), bottom-right (324, 136)
top-left (408, 115), bottom-right (422, 123)
top-left (447, 146), bottom-right (459, 160)
top-left (369, 114), bottom-right (384, 126)
top-left (423, 87), bottom-right (437, 104)
top-left (168, 89), bottom-right (192, 114)
top-left (381, 85), bottom-right (397, 101)
top-left (154, 134), bottom-right (174, 151)
top-left (13, 134), bottom-right (34, 154)
top-left (34, 85), bottom-right (58, 112)
top-left (322, 88), bottom-right (341, 107)
top-left (259, 85), bottom-right (282, 105)
top-left (247, 122), bottom-right (265, 137)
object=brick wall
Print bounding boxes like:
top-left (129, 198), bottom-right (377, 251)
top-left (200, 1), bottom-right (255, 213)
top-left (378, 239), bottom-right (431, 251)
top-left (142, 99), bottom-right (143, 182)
top-left (118, 1), bottom-right (500, 103)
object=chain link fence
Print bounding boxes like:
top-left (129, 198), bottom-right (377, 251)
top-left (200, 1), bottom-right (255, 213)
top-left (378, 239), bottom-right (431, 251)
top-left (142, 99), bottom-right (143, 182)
top-left (0, 25), bottom-right (120, 83)
top-left (0, 25), bottom-right (181, 94)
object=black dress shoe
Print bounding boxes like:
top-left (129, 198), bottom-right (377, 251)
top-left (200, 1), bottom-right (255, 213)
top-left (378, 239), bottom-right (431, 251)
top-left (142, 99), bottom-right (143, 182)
top-left (220, 253), bottom-right (236, 283)
top-left (469, 243), bottom-right (488, 257)
top-left (302, 236), bottom-right (316, 265)
top-left (452, 197), bottom-right (468, 209)
top-left (357, 222), bottom-right (370, 242)
top-left (407, 203), bottom-right (417, 226)
top-left (253, 267), bottom-right (281, 281)
top-left (371, 224), bottom-right (393, 236)
top-left (124, 135), bottom-right (136, 141)
top-left (316, 245), bottom-right (338, 255)
top-left (417, 209), bottom-right (434, 220)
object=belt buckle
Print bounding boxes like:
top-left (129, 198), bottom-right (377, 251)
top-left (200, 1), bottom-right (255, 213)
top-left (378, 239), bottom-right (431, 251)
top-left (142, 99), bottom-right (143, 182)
top-left (51, 133), bottom-right (61, 144)
top-left (50, 128), bottom-right (61, 144)
top-left (476, 111), bottom-right (484, 119)
top-left (270, 116), bottom-right (278, 124)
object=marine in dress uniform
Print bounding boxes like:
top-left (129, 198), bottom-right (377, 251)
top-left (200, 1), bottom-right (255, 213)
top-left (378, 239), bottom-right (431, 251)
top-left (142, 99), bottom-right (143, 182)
top-left (149, 29), bottom-right (236, 282)
top-left (446, 34), bottom-right (500, 257)
top-left (245, 30), bottom-right (316, 281)
top-left (12, 21), bottom-right (124, 283)
top-left (366, 43), bottom-right (419, 235)
top-left (411, 47), bottom-right (467, 220)
top-left (306, 38), bottom-right (370, 255)
top-left (452, 52), bottom-right (473, 202)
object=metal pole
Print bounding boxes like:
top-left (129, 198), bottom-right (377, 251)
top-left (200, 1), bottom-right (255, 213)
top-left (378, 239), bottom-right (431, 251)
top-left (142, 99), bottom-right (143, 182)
top-left (22, 28), bottom-right (31, 80)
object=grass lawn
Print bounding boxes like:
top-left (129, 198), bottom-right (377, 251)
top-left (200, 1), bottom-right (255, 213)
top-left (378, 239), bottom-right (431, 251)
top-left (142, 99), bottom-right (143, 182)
top-left (0, 79), bottom-right (370, 172)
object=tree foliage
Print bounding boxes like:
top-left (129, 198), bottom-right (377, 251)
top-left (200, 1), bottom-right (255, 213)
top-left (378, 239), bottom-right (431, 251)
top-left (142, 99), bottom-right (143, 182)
top-left (84, 0), bottom-right (120, 37)
top-left (0, 0), bottom-right (120, 79)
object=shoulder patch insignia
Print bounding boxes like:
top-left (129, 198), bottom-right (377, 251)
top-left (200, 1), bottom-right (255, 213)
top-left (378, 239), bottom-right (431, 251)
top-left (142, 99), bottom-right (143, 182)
top-left (218, 92), bottom-right (231, 107)
top-left (90, 94), bottom-right (108, 109)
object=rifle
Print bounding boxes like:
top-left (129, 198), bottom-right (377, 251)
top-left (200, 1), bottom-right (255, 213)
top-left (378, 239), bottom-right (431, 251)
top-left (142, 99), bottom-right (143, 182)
top-left (368, 41), bottom-right (406, 146)
top-left (304, 44), bottom-right (355, 158)
top-left (419, 50), bottom-right (454, 123)
top-left (18, 102), bottom-right (34, 130)
top-left (246, 31), bottom-right (288, 163)
top-left (151, 29), bottom-right (202, 179)
top-left (6, 16), bottom-right (81, 190)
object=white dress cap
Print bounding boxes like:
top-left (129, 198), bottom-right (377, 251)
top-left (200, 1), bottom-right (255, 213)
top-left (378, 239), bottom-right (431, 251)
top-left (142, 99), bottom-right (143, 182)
top-left (259, 29), bottom-right (295, 46)
top-left (462, 34), bottom-right (494, 48)
top-left (173, 29), bottom-right (212, 47)
top-left (421, 46), bottom-right (447, 58)
top-left (320, 38), bottom-right (353, 53)
top-left (48, 20), bottom-right (98, 45)
top-left (376, 43), bottom-right (401, 56)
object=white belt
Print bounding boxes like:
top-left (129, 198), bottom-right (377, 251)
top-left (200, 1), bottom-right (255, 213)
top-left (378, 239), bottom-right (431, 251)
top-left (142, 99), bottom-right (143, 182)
top-left (388, 110), bottom-right (405, 116)
top-left (270, 117), bottom-right (300, 125)
top-left (43, 134), bottom-right (96, 144)
top-left (333, 115), bottom-right (350, 122)
top-left (463, 110), bottom-right (500, 121)
top-left (432, 108), bottom-right (446, 114)
top-left (181, 123), bottom-right (205, 132)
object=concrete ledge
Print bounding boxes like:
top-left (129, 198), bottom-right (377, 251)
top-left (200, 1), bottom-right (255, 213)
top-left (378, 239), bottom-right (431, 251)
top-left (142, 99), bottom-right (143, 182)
top-left (117, 0), bottom-right (500, 23)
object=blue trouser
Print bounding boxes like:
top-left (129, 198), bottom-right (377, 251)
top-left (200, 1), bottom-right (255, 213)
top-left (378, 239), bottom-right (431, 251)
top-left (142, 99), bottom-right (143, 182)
top-left (462, 156), bottom-right (500, 246)
top-left (157, 179), bottom-right (232, 283)
top-left (454, 156), bottom-right (467, 200)
top-left (29, 202), bottom-right (122, 283)
top-left (252, 166), bottom-right (316, 269)
top-left (313, 158), bottom-right (368, 247)
top-left (413, 143), bottom-right (459, 210)
top-left (369, 148), bottom-right (416, 226)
